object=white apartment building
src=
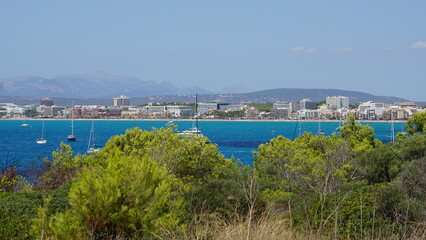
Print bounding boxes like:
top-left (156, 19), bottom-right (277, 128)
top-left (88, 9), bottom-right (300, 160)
top-left (358, 101), bottom-right (385, 119)
top-left (219, 104), bottom-right (245, 112)
top-left (198, 103), bottom-right (218, 115)
top-left (141, 106), bottom-right (167, 113)
top-left (270, 108), bottom-right (291, 119)
top-left (113, 95), bottom-right (130, 107)
top-left (298, 109), bottom-right (320, 119)
top-left (273, 101), bottom-right (300, 111)
top-left (326, 96), bottom-right (349, 109)
top-left (37, 105), bottom-right (66, 117)
top-left (273, 101), bottom-right (290, 109)
top-left (6, 106), bottom-right (25, 115)
top-left (4, 104), bottom-right (36, 116)
top-left (166, 106), bottom-right (192, 118)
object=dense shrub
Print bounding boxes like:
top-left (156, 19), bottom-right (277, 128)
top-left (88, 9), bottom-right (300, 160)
top-left (0, 183), bottom-right (70, 240)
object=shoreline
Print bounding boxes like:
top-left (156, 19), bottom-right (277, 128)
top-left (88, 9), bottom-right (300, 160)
top-left (1, 117), bottom-right (407, 123)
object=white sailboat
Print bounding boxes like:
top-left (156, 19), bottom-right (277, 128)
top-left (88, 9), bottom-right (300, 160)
top-left (67, 103), bottom-right (76, 141)
top-left (87, 119), bottom-right (100, 154)
top-left (180, 94), bottom-right (203, 137)
top-left (36, 120), bottom-right (47, 144)
top-left (390, 109), bottom-right (395, 143)
top-left (318, 113), bottom-right (324, 134)
top-left (21, 119), bottom-right (30, 127)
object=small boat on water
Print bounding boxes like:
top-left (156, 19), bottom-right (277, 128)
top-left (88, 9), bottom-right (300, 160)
top-left (36, 138), bottom-right (47, 144)
top-left (180, 127), bottom-right (202, 136)
top-left (87, 119), bottom-right (101, 154)
top-left (67, 134), bottom-right (76, 142)
top-left (21, 120), bottom-right (30, 127)
top-left (87, 146), bottom-right (100, 154)
top-left (179, 94), bottom-right (204, 138)
top-left (67, 103), bottom-right (76, 142)
top-left (36, 120), bottom-right (47, 144)
top-left (318, 116), bottom-right (324, 134)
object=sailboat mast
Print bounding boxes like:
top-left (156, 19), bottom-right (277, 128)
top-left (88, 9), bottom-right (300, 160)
top-left (87, 120), bottom-right (94, 151)
top-left (318, 116), bottom-right (321, 133)
top-left (93, 120), bottom-right (95, 147)
top-left (71, 102), bottom-right (74, 135)
top-left (41, 120), bottom-right (44, 139)
top-left (391, 109), bottom-right (395, 143)
top-left (294, 115), bottom-right (302, 139)
top-left (195, 93), bottom-right (198, 130)
top-left (318, 112), bottom-right (324, 134)
top-left (87, 123), bottom-right (91, 151)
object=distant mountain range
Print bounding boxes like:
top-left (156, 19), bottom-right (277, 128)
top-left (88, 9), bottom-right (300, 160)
top-left (129, 89), bottom-right (414, 105)
top-left (1, 88), bottom-right (424, 107)
top-left (0, 71), bottom-right (212, 98)
top-left (0, 72), bottom-right (424, 106)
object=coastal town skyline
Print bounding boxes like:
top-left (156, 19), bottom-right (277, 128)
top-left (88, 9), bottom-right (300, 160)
top-left (1, 1), bottom-right (426, 100)
top-left (2, 94), bottom-right (424, 122)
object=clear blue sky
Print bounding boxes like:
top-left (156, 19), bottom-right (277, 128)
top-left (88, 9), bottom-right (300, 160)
top-left (1, 1), bottom-right (425, 100)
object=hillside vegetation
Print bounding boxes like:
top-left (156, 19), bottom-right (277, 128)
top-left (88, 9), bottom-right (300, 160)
top-left (1, 112), bottom-right (426, 239)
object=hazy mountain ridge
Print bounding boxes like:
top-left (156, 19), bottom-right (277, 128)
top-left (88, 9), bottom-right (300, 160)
top-left (136, 89), bottom-right (408, 105)
top-left (1, 88), bottom-right (421, 108)
top-left (0, 72), bottom-right (213, 98)
top-left (0, 73), bottom-right (419, 106)
top-left (239, 88), bottom-right (408, 104)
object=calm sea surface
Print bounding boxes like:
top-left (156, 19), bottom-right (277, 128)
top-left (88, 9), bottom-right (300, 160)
top-left (0, 120), bottom-right (406, 169)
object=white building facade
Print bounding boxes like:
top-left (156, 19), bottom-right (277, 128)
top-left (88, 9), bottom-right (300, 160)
top-left (198, 103), bottom-right (218, 115)
top-left (113, 95), bottom-right (130, 107)
top-left (326, 96), bottom-right (349, 109)
top-left (166, 106), bottom-right (193, 118)
top-left (358, 101), bottom-right (385, 120)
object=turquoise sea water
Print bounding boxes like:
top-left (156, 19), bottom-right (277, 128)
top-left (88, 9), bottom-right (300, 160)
top-left (0, 120), bottom-right (406, 169)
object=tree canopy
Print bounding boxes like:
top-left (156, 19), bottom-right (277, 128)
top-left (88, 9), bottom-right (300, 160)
top-left (32, 153), bottom-right (183, 239)
top-left (406, 111), bottom-right (426, 134)
top-left (3, 118), bottom-right (426, 239)
top-left (96, 127), bottom-right (235, 186)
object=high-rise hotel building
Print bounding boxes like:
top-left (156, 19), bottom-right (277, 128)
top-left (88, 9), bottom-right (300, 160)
top-left (113, 95), bottom-right (130, 107)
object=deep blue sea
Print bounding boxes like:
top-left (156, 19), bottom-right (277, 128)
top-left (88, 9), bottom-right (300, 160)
top-left (0, 120), bottom-right (406, 169)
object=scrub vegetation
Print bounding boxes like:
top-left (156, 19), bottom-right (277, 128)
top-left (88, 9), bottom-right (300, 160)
top-left (1, 111), bottom-right (426, 239)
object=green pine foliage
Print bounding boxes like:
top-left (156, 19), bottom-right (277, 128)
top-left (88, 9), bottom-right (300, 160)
top-left (253, 115), bottom-right (426, 238)
top-left (0, 192), bottom-right (42, 239)
top-left (406, 111), bottom-right (426, 134)
top-left (36, 143), bottom-right (84, 190)
top-left (254, 133), bottom-right (355, 201)
top-left (185, 164), bottom-right (250, 222)
top-left (34, 154), bottom-right (184, 239)
top-left (338, 114), bottom-right (380, 154)
top-left (97, 127), bottom-right (235, 186)
top-left (362, 134), bottom-right (426, 184)
top-left (0, 183), bottom-right (70, 240)
top-left (2, 114), bottom-right (426, 239)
